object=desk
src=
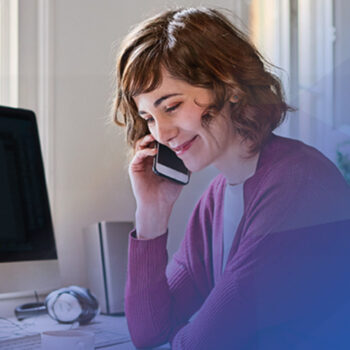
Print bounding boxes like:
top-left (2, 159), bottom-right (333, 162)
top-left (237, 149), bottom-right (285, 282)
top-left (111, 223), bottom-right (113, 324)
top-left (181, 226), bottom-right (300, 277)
top-left (107, 342), bottom-right (170, 350)
top-left (0, 314), bottom-right (170, 349)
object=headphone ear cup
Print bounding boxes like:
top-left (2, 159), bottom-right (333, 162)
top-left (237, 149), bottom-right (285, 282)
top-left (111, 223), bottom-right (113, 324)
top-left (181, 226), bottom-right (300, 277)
top-left (45, 286), bottom-right (99, 324)
top-left (45, 287), bottom-right (69, 321)
top-left (70, 286), bottom-right (100, 325)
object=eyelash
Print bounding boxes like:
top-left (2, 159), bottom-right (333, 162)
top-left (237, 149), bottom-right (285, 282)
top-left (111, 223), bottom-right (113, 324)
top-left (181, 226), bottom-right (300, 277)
top-left (165, 102), bottom-right (181, 113)
top-left (143, 102), bottom-right (182, 124)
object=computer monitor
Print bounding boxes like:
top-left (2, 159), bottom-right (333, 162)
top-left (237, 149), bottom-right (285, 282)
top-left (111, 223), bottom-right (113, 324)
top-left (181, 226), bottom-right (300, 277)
top-left (0, 105), bottom-right (61, 295)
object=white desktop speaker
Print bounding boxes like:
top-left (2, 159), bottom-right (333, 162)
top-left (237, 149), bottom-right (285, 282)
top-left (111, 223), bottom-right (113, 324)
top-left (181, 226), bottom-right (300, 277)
top-left (84, 221), bottom-right (133, 315)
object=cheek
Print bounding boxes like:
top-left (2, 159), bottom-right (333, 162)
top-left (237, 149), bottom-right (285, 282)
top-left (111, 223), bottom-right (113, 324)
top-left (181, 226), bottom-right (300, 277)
top-left (180, 106), bottom-right (204, 130)
top-left (149, 127), bottom-right (156, 138)
top-left (200, 115), bottom-right (233, 147)
top-left (147, 124), bottom-right (158, 140)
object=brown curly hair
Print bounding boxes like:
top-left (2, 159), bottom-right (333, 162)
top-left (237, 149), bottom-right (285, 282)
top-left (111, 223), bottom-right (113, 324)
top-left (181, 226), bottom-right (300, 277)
top-left (113, 7), bottom-right (292, 154)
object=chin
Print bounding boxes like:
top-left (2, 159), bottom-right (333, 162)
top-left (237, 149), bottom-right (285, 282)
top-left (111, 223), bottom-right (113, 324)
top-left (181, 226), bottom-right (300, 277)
top-left (182, 148), bottom-right (212, 173)
top-left (184, 160), bottom-right (207, 173)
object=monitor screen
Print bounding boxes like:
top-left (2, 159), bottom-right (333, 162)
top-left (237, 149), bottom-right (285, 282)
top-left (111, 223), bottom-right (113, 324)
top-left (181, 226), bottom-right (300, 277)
top-left (0, 106), bottom-right (57, 263)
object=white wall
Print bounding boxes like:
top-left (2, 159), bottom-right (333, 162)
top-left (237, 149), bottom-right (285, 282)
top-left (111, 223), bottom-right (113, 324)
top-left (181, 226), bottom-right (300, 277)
top-left (52, 0), bottom-right (248, 287)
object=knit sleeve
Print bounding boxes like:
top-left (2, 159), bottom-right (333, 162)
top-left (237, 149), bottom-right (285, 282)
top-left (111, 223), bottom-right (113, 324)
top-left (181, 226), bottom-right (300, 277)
top-left (124, 183), bottom-right (217, 349)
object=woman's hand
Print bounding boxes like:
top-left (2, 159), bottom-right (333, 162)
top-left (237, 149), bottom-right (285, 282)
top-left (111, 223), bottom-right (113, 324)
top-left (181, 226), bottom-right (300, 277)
top-left (129, 134), bottom-right (183, 239)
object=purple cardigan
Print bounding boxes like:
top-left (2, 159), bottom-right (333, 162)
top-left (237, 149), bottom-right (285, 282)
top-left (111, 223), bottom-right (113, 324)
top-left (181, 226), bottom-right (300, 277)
top-left (125, 134), bottom-right (350, 349)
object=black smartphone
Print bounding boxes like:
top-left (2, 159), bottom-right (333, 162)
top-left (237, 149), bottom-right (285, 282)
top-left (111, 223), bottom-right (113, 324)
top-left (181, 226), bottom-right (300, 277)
top-left (152, 142), bottom-right (190, 185)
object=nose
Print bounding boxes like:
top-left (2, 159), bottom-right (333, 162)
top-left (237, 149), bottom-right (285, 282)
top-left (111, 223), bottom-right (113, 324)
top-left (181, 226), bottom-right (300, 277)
top-left (154, 117), bottom-right (178, 145)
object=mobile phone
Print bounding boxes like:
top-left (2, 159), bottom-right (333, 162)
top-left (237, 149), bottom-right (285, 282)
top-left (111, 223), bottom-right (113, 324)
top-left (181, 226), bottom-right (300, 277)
top-left (152, 142), bottom-right (190, 185)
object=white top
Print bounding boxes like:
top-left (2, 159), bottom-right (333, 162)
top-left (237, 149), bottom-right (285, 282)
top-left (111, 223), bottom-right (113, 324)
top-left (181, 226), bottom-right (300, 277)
top-left (222, 182), bottom-right (244, 272)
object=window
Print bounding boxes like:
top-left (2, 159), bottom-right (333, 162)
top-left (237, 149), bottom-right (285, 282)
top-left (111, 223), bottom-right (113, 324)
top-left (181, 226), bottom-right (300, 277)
top-left (0, 0), bottom-right (18, 107)
top-left (334, 0), bottom-right (350, 135)
top-left (249, 0), bottom-right (335, 139)
top-left (250, 0), bottom-right (291, 137)
top-left (0, 0), bottom-right (55, 202)
top-left (298, 0), bottom-right (335, 135)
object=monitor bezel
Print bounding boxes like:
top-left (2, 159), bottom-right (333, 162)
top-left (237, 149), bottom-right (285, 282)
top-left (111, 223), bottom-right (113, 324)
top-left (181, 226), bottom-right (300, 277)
top-left (0, 105), bottom-right (57, 263)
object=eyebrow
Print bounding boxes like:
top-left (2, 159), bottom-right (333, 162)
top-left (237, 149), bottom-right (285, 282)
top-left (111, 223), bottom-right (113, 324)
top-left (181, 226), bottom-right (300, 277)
top-left (138, 93), bottom-right (183, 115)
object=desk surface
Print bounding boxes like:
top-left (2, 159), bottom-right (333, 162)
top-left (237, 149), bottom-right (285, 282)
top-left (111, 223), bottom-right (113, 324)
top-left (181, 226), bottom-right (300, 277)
top-left (0, 314), bottom-right (170, 349)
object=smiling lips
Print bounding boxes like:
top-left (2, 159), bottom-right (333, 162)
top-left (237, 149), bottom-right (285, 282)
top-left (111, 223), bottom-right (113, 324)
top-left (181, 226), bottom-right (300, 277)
top-left (172, 136), bottom-right (198, 156)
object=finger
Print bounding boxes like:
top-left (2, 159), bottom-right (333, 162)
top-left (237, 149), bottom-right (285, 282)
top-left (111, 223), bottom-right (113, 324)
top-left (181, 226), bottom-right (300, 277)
top-left (131, 147), bottom-right (157, 166)
top-left (135, 134), bottom-right (155, 151)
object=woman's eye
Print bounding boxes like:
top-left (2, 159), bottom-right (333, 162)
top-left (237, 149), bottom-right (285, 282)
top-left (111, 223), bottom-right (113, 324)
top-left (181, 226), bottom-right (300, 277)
top-left (165, 102), bottom-right (181, 113)
top-left (145, 117), bottom-right (154, 124)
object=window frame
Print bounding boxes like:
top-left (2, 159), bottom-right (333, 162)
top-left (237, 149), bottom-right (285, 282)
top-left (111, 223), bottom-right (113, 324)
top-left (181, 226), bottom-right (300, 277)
top-left (0, 0), bottom-right (55, 211)
top-left (0, 0), bottom-right (18, 107)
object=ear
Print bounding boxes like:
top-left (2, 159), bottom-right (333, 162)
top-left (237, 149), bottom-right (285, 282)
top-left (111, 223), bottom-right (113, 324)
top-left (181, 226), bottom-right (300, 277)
top-left (229, 95), bottom-right (239, 103)
top-left (228, 88), bottom-right (240, 103)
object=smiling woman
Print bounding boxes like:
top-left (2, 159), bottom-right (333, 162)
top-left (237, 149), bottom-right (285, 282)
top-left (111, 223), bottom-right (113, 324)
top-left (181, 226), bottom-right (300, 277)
top-left (112, 7), bottom-right (350, 350)
top-left (114, 8), bottom-right (290, 154)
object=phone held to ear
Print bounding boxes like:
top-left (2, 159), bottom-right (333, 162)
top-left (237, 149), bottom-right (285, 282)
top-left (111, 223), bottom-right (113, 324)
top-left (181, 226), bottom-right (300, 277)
top-left (152, 142), bottom-right (190, 185)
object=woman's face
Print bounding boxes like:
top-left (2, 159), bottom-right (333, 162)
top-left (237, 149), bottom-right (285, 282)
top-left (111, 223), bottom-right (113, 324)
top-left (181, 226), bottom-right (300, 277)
top-left (133, 69), bottom-right (237, 172)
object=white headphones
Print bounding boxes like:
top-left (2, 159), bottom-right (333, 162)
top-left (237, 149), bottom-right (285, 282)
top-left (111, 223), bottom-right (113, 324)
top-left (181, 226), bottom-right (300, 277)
top-left (15, 286), bottom-right (99, 325)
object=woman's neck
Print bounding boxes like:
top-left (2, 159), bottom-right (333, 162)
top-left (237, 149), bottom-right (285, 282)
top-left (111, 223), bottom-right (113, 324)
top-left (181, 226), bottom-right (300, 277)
top-left (214, 136), bottom-right (260, 186)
